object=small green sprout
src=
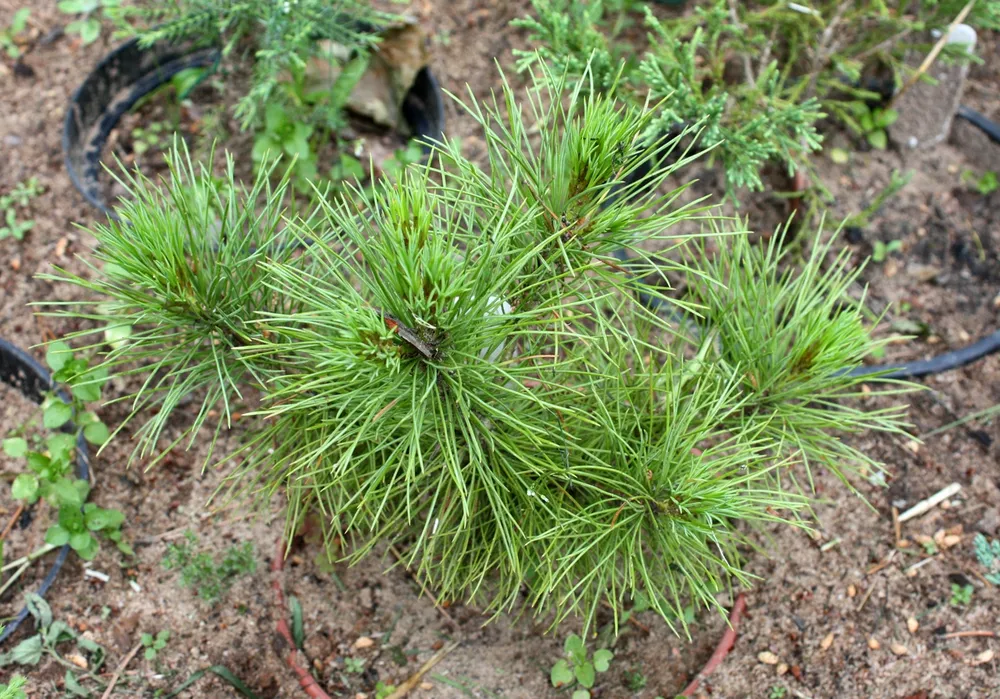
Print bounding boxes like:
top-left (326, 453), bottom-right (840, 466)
top-left (871, 239), bottom-right (903, 263)
top-left (141, 629), bottom-right (170, 661)
top-left (950, 583), bottom-right (974, 607)
top-left (162, 532), bottom-right (256, 605)
top-left (550, 634), bottom-right (614, 699)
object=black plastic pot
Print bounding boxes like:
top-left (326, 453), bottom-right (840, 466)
top-left (0, 338), bottom-right (91, 646)
top-left (63, 36), bottom-right (446, 217)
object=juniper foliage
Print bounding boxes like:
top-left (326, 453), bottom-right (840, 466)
top-left (114, 0), bottom-right (398, 129)
top-left (46, 66), bottom-right (906, 633)
top-left (515, 0), bottom-right (1000, 197)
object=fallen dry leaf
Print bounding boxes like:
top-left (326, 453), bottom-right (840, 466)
top-left (66, 653), bottom-right (88, 669)
top-left (969, 649), bottom-right (994, 666)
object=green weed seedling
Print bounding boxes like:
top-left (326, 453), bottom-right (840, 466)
top-left (623, 667), bottom-right (647, 691)
top-left (0, 8), bottom-right (30, 59)
top-left (871, 239), bottom-right (903, 264)
top-left (973, 534), bottom-right (1000, 584)
top-left (131, 121), bottom-right (170, 157)
top-left (57, 0), bottom-right (119, 45)
top-left (853, 105), bottom-right (899, 151)
top-left (0, 594), bottom-right (107, 696)
top-left (141, 629), bottom-right (170, 661)
top-left (950, 583), bottom-right (974, 607)
top-left (162, 532), bottom-right (256, 604)
top-left (343, 656), bottom-right (365, 674)
top-left (0, 177), bottom-right (43, 241)
top-left (1, 341), bottom-right (130, 565)
top-left (252, 103), bottom-right (319, 183)
top-left (550, 634), bottom-right (614, 699)
top-left (961, 169), bottom-right (1000, 196)
top-left (769, 686), bottom-right (788, 699)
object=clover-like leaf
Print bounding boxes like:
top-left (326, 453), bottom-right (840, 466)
top-left (592, 649), bottom-right (613, 673)
top-left (11, 474), bottom-right (39, 502)
top-left (45, 341), bottom-right (73, 372)
top-left (550, 659), bottom-right (574, 688)
top-left (564, 633), bottom-right (585, 657)
top-left (45, 524), bottom-right (71, 547)
top-left (574, 660), bottom-right (595, 689)
top-left (43, 401), bottom-right (72, 430)
top-left (2, 437), bottom-right (27, 457)
top-left (83, 421), bottom-right (109, 446)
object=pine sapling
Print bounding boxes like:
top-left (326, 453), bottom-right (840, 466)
top-left (45, 64), bottom-right (906, 633)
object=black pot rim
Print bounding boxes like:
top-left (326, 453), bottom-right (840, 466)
top-left (0, 338), bottom-right (91, 647)
top-left (63, 35), bottom-right (446, 217)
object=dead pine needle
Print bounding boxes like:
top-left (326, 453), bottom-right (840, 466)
top-left (0, 503), bottom-right (25, 541)
top-left (820, 538), bottom-right (841, 553)
top-left (856, 582), bottom-right (878, 613)
top-left (943, 630), bottom-right (997, 639)
top-left (384, 641), bottom-right (460, 699)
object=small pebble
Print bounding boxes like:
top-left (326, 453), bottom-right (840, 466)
top-left (776, 663), bottom-right (788, 676)
top-left (353, 636), bottom-right (375, 649)
top-left (419, 682), bottom-right (434, 690)
top-left (890, 643), bottom-right (909, 656)
top-left (758, 651), bottom-right (779, 665)
top-left (820, 633), bottom-right (834, 650)
top-left (907, 617), bottom-right (919, 634)
top-left (847, 584), bottom-right (857, 598)
top-left (868, 637), bottom-right (881, 650)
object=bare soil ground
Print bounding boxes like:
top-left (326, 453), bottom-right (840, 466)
top-left (1, 1), bottom-right (998, 698)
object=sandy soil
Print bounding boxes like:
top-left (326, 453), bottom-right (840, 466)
top-left (1, 1), bottom-right (998, 698)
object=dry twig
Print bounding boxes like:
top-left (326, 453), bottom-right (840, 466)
top-left (893, 0), bottom-right (977, 103)
top-left (0, 504), bottom-right (24, 542)
top-left (898, 483), bottom-right (961, 523)
top-left (100, 640), bottom-right (144, 699)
